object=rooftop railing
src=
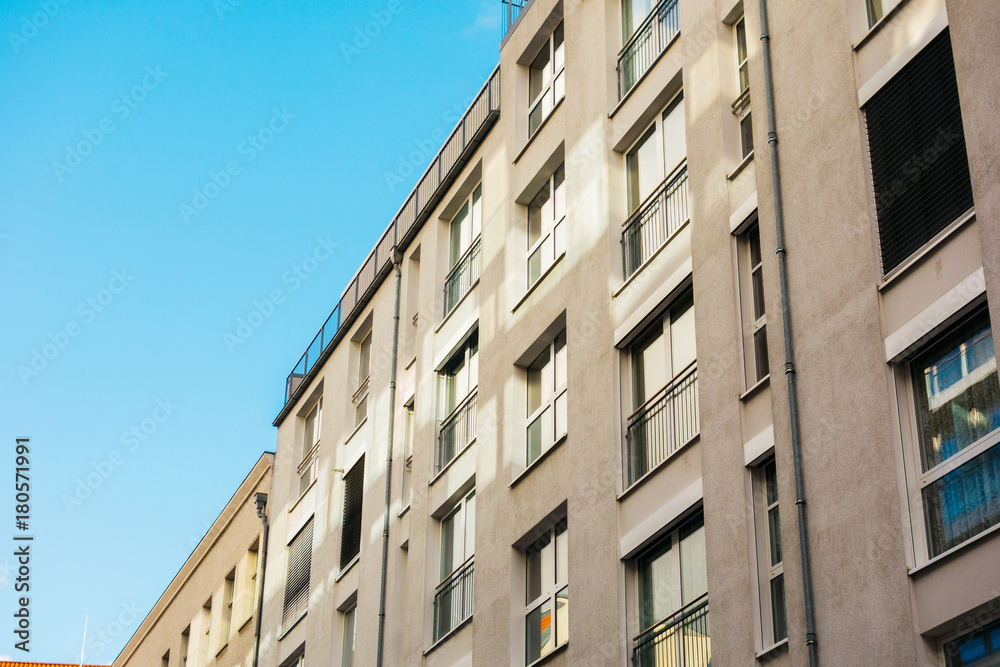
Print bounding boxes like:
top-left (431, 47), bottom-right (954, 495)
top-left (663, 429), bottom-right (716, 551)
top-left (502, 0), bottom-right (530, 37)
top-left (618, 0), bottom-right (680, 100)
top-left (278, 68), bottom-right (501, 421)
top-left (622, 161), bottom-right (689, 280)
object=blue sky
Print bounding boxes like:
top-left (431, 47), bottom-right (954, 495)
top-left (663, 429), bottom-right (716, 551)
top-left (0, 1), bottom-right (501, 661)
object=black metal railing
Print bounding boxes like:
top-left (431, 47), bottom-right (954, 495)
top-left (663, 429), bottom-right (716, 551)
top-left (280, 68), bottom-right (500, 411)
top-left (444, 238), bottom-right (482, 316)
top-left (434, 558), bottom-right (475, 642)
top-left (626, 363), bottom-right (699, 486)
top-left (632, 595), bottom-right (710, 667)
top-left (437, 392), bottom-right (478, 473)
top-left (622, 162), bottom-right (689, 280)
top-left (618, 0), bottom-right (680, 99)
top-left (502, 0), bottom-right (530, 37)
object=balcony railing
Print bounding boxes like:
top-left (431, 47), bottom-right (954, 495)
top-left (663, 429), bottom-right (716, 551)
top-left (501, 0), bottom-right (530, 37)
top-left (437, 391), bottom-right (478, 473)
top-left (625, 363), bottom-right (699, 487)
top-left (444, 238), bottom-right (482, 316)
top-left (278, 68), bottom-right (500, 416)
top-left (618, 0), bottom-right (680, 100)
top-left (434, 558), bottom-right (475, 642)
top-left (632, 595), bottom-right (710, 667)
top-left (622, 161), bottom-right (689, 280)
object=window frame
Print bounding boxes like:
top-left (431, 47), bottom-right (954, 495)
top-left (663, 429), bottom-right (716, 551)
top-left (342, 604), bottom-right (357, 667)
top-left (223, 568), bottom-right (236, 643)
top-left (448, 184), bottom-right (483, 270)
top-left (525, 331), bottom-right (568, 467)
top-left (865, 0), bottom-right (884, 29)
top-left (298, 398), bottom-right (322, 496)
top-left (340, 458), bottom-right (365, 571)
top-left (732, 16), bottom-right (753, 160)
top-left (527, 21), bottom-right (565, 139)
top-left (247, 541), bottom-right (260, 620)
top-left (440, 489), bottom-right (477, 583)
top-left (737, 218), bottom-right (769, 387)
top-left (526, 164), bottom-right (566, 289)
top-left (353, 332), bottom-right (372, 428)
top-left (624, 90), bottom-right (686, 217)
top-left (751, 456), bottom-right (787, 649)
top-left (524, 518), bottom-right (569, 666)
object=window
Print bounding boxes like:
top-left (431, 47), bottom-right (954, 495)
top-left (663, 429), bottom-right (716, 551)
top-left (401, 399), bottom-right (414, 510)
top-left (354, 332), bottom-right (372, 427)
top-left (180, 626), bottom-right (190, 667)
top-left (944, 616), bottom-right (1000, 667)
top-left (435, 490), bottom-right (476, 641)
top-left (223, 568), bottom-right (235, 642)
top-left (752, 457), bottom-right (787, 648)
top-left (437, 332), bottom-right (479, 472)
top-left (341, 457), bottom-right (365, 569)
top-left (162, 651), bottom-right (170, 667)
top-left (527, 164), bottom-right (566, 287)
top-left (864, 29), bottom-right (973, 274)
top-left (444, 185), bottom-right (483, 315)
top-left (299, 399), bottom-right (321, 495)
top-left (617, 0), bottom-right (680, 98)
top-left (631, 512), bottom-right (709, 665)
top-left (526, 331), bottom-right (568, 467)
top-left (342, 605), bottom-right (357, 667)
top-left (738, 219), bottom-right (769, 386)
top-left (282, 518), bottom-right (314, 632)
top-left (622, 0), bottom-right (653, 40)
top-left (248, 541), bottom-right (260, 618)
top-left (198, 599), bottom-right (212, 667)
top-left (866, 0), bottom-right (884, 28)
top-left (525, 519), bottom-right (568, 664)
top-left (905, 307), bottom-right (1000, 558)
top-left (733, 16), bottom-right (753, 160)
top-left (528, 21), bottom-right (565, 138)
top-left (624, 289), bottom-right (698, 485)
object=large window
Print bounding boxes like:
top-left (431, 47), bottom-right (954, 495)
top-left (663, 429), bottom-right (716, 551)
top-left (437, 332), bottom-right (479, 472)
top-left (444, 186), bottom-right (483, 315)
top-left (401, 399), bottom-right (414, 511)
top-left (752, 457), bottom-right (786, 648)
top-left (223, 568), bottom-right (235, 643)
top-left (907, 307), bottom-right (999, 558)
top-left (738, 219), bottom-right (769, 386)
top-left (944, 616), bottom-right (1000, 667)
top-left (864, 29), bottom-right (973, 274)
top-left (525, 519), bottom-right (568, 665)
top-left (631, 512), bottom-right (709, 665)
top-left (528, 22), bottom-right (565, 138)
top-left (435, 490), bottom-right (476, 641)
top-left (198, 598), bottom-right (212, 667)
top-left (282, 519), bottom-right (314, 632)
top-left (624, 290), bottom-right (698, 485)
top-left (247, 541), bottom-right (260, 619)
top-left (354, 332), bottom-right (371, 427)
top-left (299, 399), bottom-right (321, 495)
top-left (341, 458), bottom-right (365, 570)
top-left (526, 331), bottom-right (568, 467)
top-left (527, 164), bottom-right (566, 288)
top-left (341, 605), bottom-right (357, 667)
top-left (618, 0), bottom-right (681, 99)
top-left (732, 16), bottom-right (753, 160)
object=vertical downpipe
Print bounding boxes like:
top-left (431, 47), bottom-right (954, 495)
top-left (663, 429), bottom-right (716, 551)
top-left (755, 0), bottom-right (819, 663)
top-left (252, 497), bottom-right (270, 667)
top-left (376, 248), bottom-right (404, 667)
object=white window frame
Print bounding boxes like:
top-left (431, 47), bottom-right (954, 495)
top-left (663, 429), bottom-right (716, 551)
top-left (298, 398), bottom-right (322, 496)
top-left (626, 291), bottom-right (696, 415)
top-left (247, 542), bottom-right (259, 619)
top-left (353, 332), bottom-right (372, 427)
top-left (526, 331), bottom-right (568, 467)
top-left (440, 489), bottom-right (476, 584)
top-left (198, 598), bottom-right (212, 667)
top-left (524, 519), bottom-right (568, 666)
top-left (526, 164), bottom-right (566, 289)
top-left (624, 90), bottom-right (686, 216)
top-left (342, 605), bottom-right (357, 667)
top-left (732, 16), bottom-right (753, 160)
top-left (439, 334), bottom-right (479, 420)
top-left (865, 0), bottom-right (884, 28)
top-left (223, 568), bottom-right (235, 644)
top-left (751, 456), bottom-right (786, 650)
top-left (737, 217), bottom-right (769, 387)
top-left (527, 21), bottom-right (565, 139)
top-left (448, 184), bottom-right (483, 270)
top-left (400, 399), bottom-right (415, 513)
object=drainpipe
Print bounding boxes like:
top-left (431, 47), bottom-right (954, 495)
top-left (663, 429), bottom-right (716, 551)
top-left (252, 492), bottom-right (270, 667)
top-left (755, 0), bottom-right (819, 664)
top-left (376, 247), bottom-right (404, 667)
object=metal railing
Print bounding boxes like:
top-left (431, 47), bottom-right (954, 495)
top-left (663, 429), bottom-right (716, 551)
top-left (618, 0), bottom-right (680, 99)
top-left (622, 161), bottom-right (689, 280)
top-left (433, 558), bottom-right (475, 642)
top-left (625, 363), bottom-right (699, 487)
top-left (444, 238), bottom-right (482, 316)
top-left (502, 0), bottom-right (530, 37)
top-left (632, 595), bottom-right (710, 667)
top-left (437, 391), bottom-right (478, 473)
top-left (279, 68), bottom-right (501, 412)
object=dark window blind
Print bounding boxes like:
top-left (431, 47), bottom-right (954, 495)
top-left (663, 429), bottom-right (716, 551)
top-left (282, 518), bottom-right (313, 631)
top-left (341, 456), bottom-right (365, 570)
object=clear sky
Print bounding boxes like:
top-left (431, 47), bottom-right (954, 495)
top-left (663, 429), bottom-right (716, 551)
top-left (0, 1), bottom-right (501, 661)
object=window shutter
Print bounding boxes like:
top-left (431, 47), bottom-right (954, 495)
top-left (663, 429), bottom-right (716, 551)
top-left (864, 29), bottom-right (973, 274)
top-left (282, 518), bottom-right (314, 631)
top-left (341, 456), bottom-right (365, 570)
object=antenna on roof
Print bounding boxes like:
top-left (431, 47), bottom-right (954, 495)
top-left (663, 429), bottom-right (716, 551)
top-left (79, 615), bottom-right (88, 666)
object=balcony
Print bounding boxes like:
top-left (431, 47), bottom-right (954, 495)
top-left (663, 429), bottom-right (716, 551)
top-left (444, 237), bottom-right (482, 317)
top-left (618, 0), bottom-right (680, 100)
top-left (625, 363), bottom-right (699, 487)
top-left (433, 558), bottom-right (475, 642)
top-left (622, 161), bottom-right (689, 281)
top-left (632, 595), bottom-right (710, 667)
top-left (501, 0), bottom-right (530, 38)
top-left (437, 391), bottom-right (478, 474)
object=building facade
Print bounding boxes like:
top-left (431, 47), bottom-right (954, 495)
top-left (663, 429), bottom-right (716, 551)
top-left (257, 0), bottom-right (1000, 665)
top-left (114, 453), bottom-right (273, 667)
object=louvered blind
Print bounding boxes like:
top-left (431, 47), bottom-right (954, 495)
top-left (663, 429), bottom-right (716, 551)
top-left (282, 518), bottom-right (313, 631)
top-left (864, 28), bottom-right (973, 274)
top-left (341, 456), bottom-right (365, 570)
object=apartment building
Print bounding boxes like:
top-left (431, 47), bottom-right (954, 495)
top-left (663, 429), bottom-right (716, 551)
top-left (257, 0), bottom-right (1000, 665)
top-left (114, 453), bottom-right (272, 667)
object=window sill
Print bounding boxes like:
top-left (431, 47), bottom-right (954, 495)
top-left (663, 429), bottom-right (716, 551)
top-left (239, 615), bottom-right (254, 633)
top-left (727, 151), bottom-right (754, 181)
top-left (527, 641), bottom-right (569, 667)
top-left (618, 433), bottom-right (700, 501)
top-left (423, 614), bottom-right (474, 656)
top-left (514, 96), bottom-right (564, 165)
top-left (397, 503), bottom-right (411, 518)
top-left (435, 279), bottom-right (480, 334)
top-left (288, 479), bottom-right (317, 514)
top-left (510, 434), bottom-right (568, 488)
top-left (740, 374), bottom-right (770, 402)
top-left (853, 0), bottom-right (914, 50)
top-left (344, 416), bottom-right (368, 446)
top-left (336, 554), bottom-right (360, 582)
top-left (429, 438), bottom-right (477, 486)
top-left (756, 638), bottom-right (788, 660)
top-left (278, 610), bottom-right (307, 641)
top-left (908, 520), bottom-right (1000, 577)
top-left (877, 208), bottom-right (975, 291)
top-left (511, 252), bottom-right (566, 314)
top-left (215, 642), bottom-right (228, 658)
top-left (404, 354), bottom-right (417, 370)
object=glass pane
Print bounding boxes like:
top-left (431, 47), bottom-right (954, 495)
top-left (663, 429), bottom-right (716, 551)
top-left (526, 600), bottom-right (553, 663)
top-left (553, 164), bottom-right (566, 222)
top-left (528, 202), bottom-right (543, 248)
top-left (466, 493), bottom-right (476, 556)
top-left (670, 292), bottom-right (697, 375)
top-left (770, 573), bottom-right (787, 642)
top-left (553, 217), bottom-right (565, 259)
top-left (472, 184), bottom-right (482, 239)
top-left (923, 441), bottom-right (1000, 557)
top-left (555, 587), bottom-right (569, 646)
top-left (765, 458), bottom-right (778, 505)
top-left (526, 532), bottom-right (550, 603)
top-left (303, 406), bottom-right (317, 455)
top-left (866, 0), bottom-right (884, 28)
top-left (768, 506), bottom-right (782, 567)
top-left (553, 23), bottom-right (564, 71)
top-left (740, 112), bottom-right (754, 158)
top-left (555, 392), bottom-right (567, 440)
top-left (754, 325), bottom-right (770, 381)
top-left (633, 324), bottom-right (667, 408)
top-left (450, 203), bottom-right (468, 265)
top-left (529, 102), bottom-right (543, 138)
top-left (680, 515), bottom-right (708, 605)
top-left (342, 607), bottom-right (356, 667)
top-left (359, 335), bottom-right (371, 381)
top-left (554, 331), bottom-right (567, 388)
top-left (914, 314), bottom-right (999, 471)
top-left (622, 0), bottom-right (653, 41)
top-left (752, 266), bottom-right (766, 322)
top-left (626, 126), bottom-right (657, 213)
top-left (748, 224), bottom-right (762, 267)
top-left (527, 363), bottom-right (543, 415)
top-left (528, 244), bottom-right (543, 287)
top-left (662, 92), bottom-right (687, 177)
top-left (527, 410), bottom-right (545, 466)
top-left (554, 69), bottom-right (565, 103)
top-left (638, 537), bottom-right (676, 630)
top-left (736, 19), bottom-right (748, 87)
top-left (556, 523), bottom-right (568, 584)
top-left (355, 394), bottom-right (367, 427)
top-left (441, 509), bottom-right (458, 578)
top-left (529, 42), bottom-right (551, 101)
